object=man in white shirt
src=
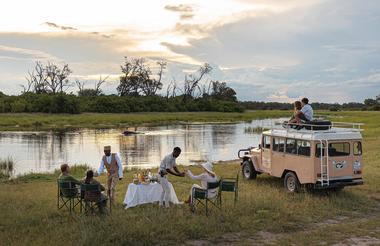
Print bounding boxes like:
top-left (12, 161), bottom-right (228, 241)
top-left (158, 147), bottom-right (185, 208)
top-left (97, 145), bottom-right (123, 205)
top-left (300, 97), bottom-right (313, 121)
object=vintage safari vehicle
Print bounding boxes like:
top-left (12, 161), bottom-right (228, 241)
top-left (238, 122), bottom-right (364, 192)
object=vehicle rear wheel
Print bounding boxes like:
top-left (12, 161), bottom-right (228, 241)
top-left (284, 172), bottom-right (300, 193)
top-left (242, 160), bottom-right (257, 180)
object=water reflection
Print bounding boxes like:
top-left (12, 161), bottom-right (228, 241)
top-left (0, 118), bottom-right (286, 175)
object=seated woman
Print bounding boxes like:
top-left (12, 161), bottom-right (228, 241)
top-left (82, 170), bottom-right (108, 213)
top-left (288, 101), bottom-right (306, 126)
top-left (185, 162), bottom-right (218, 205)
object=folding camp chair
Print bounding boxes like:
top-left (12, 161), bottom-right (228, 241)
top-left (80, 183), bottom-right (108, 215)
top-left (191, 180), bottom-right (221, 216)
top-left (219, 173), bottom-right (239, 207)
top-left (57, 180), bottom-right (81, 213)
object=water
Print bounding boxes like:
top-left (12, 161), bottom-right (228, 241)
top-left (0, 118), bottom-right (286, 176)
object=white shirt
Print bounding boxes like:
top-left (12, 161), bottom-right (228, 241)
top-left (159, 153), bottom-right (177, 171)
top-left (187, 170), bottom-right (218, 190)
top-left (301, 104), bottom-right (314, 121)
top-left (98, 153), bottom-right (123, 178)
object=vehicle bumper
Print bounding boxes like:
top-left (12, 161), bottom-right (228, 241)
top-left (314, 178), bottom-right (363, 189)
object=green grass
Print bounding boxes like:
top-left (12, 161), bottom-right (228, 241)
top-left (0, 111), bottom-right (290, 131)
top-left (0, 111), bottom-right (379, 245)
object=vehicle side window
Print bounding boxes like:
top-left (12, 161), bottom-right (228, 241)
top-left (286, 139), bottom-right (297, 154)
top-left (273, 138), bottom-right (285, 152)
top-left (353, 141), bottom-right (362, 156)
top-left (329, 142), bottom-right (350, 156)
top-left (263, 135), bottom-right (271, 149)
top-left (315, 142), bottom-right (350, 157)
top-left (297, 140), bottom-right (311, 156)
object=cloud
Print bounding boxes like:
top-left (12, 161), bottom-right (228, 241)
top-left (161, 0), bottom-right (380, 102)
top-left (165, 4), bottom-right (195, 20)
top-left (44, 22), bottom-right (77, 31)
top-left (164, 4), bottom-right (193, 13)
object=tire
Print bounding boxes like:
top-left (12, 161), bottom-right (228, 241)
top-left (242, 160), bottom-right (257, 180)
top-left (284, 172), bottom-right (300, 193)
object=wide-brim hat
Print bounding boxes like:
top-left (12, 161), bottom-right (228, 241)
top-left (201, 162), bottom-right (215, 175)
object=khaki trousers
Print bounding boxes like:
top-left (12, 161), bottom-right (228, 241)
top-left (107, 173), bottom-right (119, 204)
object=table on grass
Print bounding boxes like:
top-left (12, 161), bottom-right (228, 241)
top-left (123, 182), bottom-right (180, 208)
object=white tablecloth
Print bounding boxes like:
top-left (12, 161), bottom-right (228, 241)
top-left (123, 182), bottom-right (180, 208)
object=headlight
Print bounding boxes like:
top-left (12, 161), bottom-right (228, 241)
top-left (353, 161), bottom-right (361, 170)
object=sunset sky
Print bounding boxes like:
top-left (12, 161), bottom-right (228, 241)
top-left (0, 0), bottom-right (379, 102)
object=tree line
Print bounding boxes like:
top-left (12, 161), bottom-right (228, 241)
top-left (0, 57), bottom-right (378, 114)
top-left (0, 58), bottom-right (241, 113)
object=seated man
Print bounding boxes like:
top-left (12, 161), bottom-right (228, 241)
top-left (300, 97), bottom-right (313, 122)
top-left (58, 164), bottom-right (81, 196)
top-left (82, 170), bottom-right (108, 213)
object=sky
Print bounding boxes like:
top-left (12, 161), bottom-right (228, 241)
top-left (0, 0), bottom-right (379, 103)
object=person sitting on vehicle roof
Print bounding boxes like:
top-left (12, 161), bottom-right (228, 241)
top-left (288, 101), bottom-right (304, 125)
top-left (300, 97), bottom-right (313, 122)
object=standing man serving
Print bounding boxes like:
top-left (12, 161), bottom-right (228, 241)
top-left (158, 147), bottom-right (185, 208)
top-left (97, 145), bottom-right (123, 205)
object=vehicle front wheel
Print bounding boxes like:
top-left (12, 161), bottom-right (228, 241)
top-left (284, 172), bottom-right (300, 193)
top-left (242, 160), bottom-right (257, 180)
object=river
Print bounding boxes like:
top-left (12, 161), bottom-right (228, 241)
top-left (0, 118), bottom-right (286, 175)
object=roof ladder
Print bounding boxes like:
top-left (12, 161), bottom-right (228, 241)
top-left (319, 139), bottom-right (330, 187)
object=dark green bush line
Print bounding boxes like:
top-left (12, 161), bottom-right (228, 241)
top-left (0, 93), bottom-right (244, 114)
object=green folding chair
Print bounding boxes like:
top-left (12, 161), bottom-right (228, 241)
top-left (191, 180), bottom-right (221, 216)
top-left (80, 183), bottom-right (108, 215)
top-left (219, 173), bottom-right (239, 207)
top-left (57, 180), bottom-right (81, 213)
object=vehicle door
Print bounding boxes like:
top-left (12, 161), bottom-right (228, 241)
top-left (261, 135), bottom-right (272, 172)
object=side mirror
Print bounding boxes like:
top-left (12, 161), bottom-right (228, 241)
top-left (258, 144), bottom-right (261, 149)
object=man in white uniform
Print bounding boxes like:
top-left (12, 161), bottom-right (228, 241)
top-left (300, 97), bottom-right (314, 121)
top-left (97, 146), bottom-right (124, 205)
top-left (158, 147), bottom-right (185, 208)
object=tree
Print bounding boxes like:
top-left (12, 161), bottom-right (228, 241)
top-left (210, 80), bottom-right (237, 101)
top-left (117, 57), bottom-right (166, 96)
top-left (140, 61), bottom-right (166, 96)
top-left (364, 98), bottom-right (377, 106)
top-left (77, 76), bottom-right (108, 97)
top-left (22, 61), bottom-right (72, 94)
top-left (183, 63), bottom-right (212, 101)
top-left (117, 57), bottom-right (145, 96)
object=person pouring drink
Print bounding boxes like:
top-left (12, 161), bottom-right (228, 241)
top-left (158, 147), bottom-right (185, 208)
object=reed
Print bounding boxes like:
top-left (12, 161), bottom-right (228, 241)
top-left (0, 156), bottom-right (14, 178)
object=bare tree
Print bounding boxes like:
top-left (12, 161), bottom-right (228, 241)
top-left (45, 62), bottom-right (72, 94)
top-left (141, 60), bottom-right (166, 96)
top-left (77, 76), bottom-right (108, 97)
top-left (183, 63), bottom-right (212, 101)
top-left (23, 61), bottom-right (72, 94)
top-left (95, 75), bottom-right (108, 95)
top-left (166, 78), bottom-right (179, 99)
top-left (24, 61), bottom-right (47, 94)
top-left (75, 79), bottom-right (85, 94)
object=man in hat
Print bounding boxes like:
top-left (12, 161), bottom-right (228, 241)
top-left (97, 146), bottom-right (123, 205)
top-left (158, 147), bottom-right (185, 208)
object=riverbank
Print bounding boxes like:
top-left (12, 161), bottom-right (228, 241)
top-left (0, 111), bottom-right (290, 131)
top-left (0, 111), bottom-right (379, 245)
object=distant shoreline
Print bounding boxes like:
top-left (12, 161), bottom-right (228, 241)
top-left (0, 110), bottom-right (290, 131)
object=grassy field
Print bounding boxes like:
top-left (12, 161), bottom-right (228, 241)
top-left (0, 111), bottom-right (290, 131)
top-left (0, 111), bottom-right (379, 245)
